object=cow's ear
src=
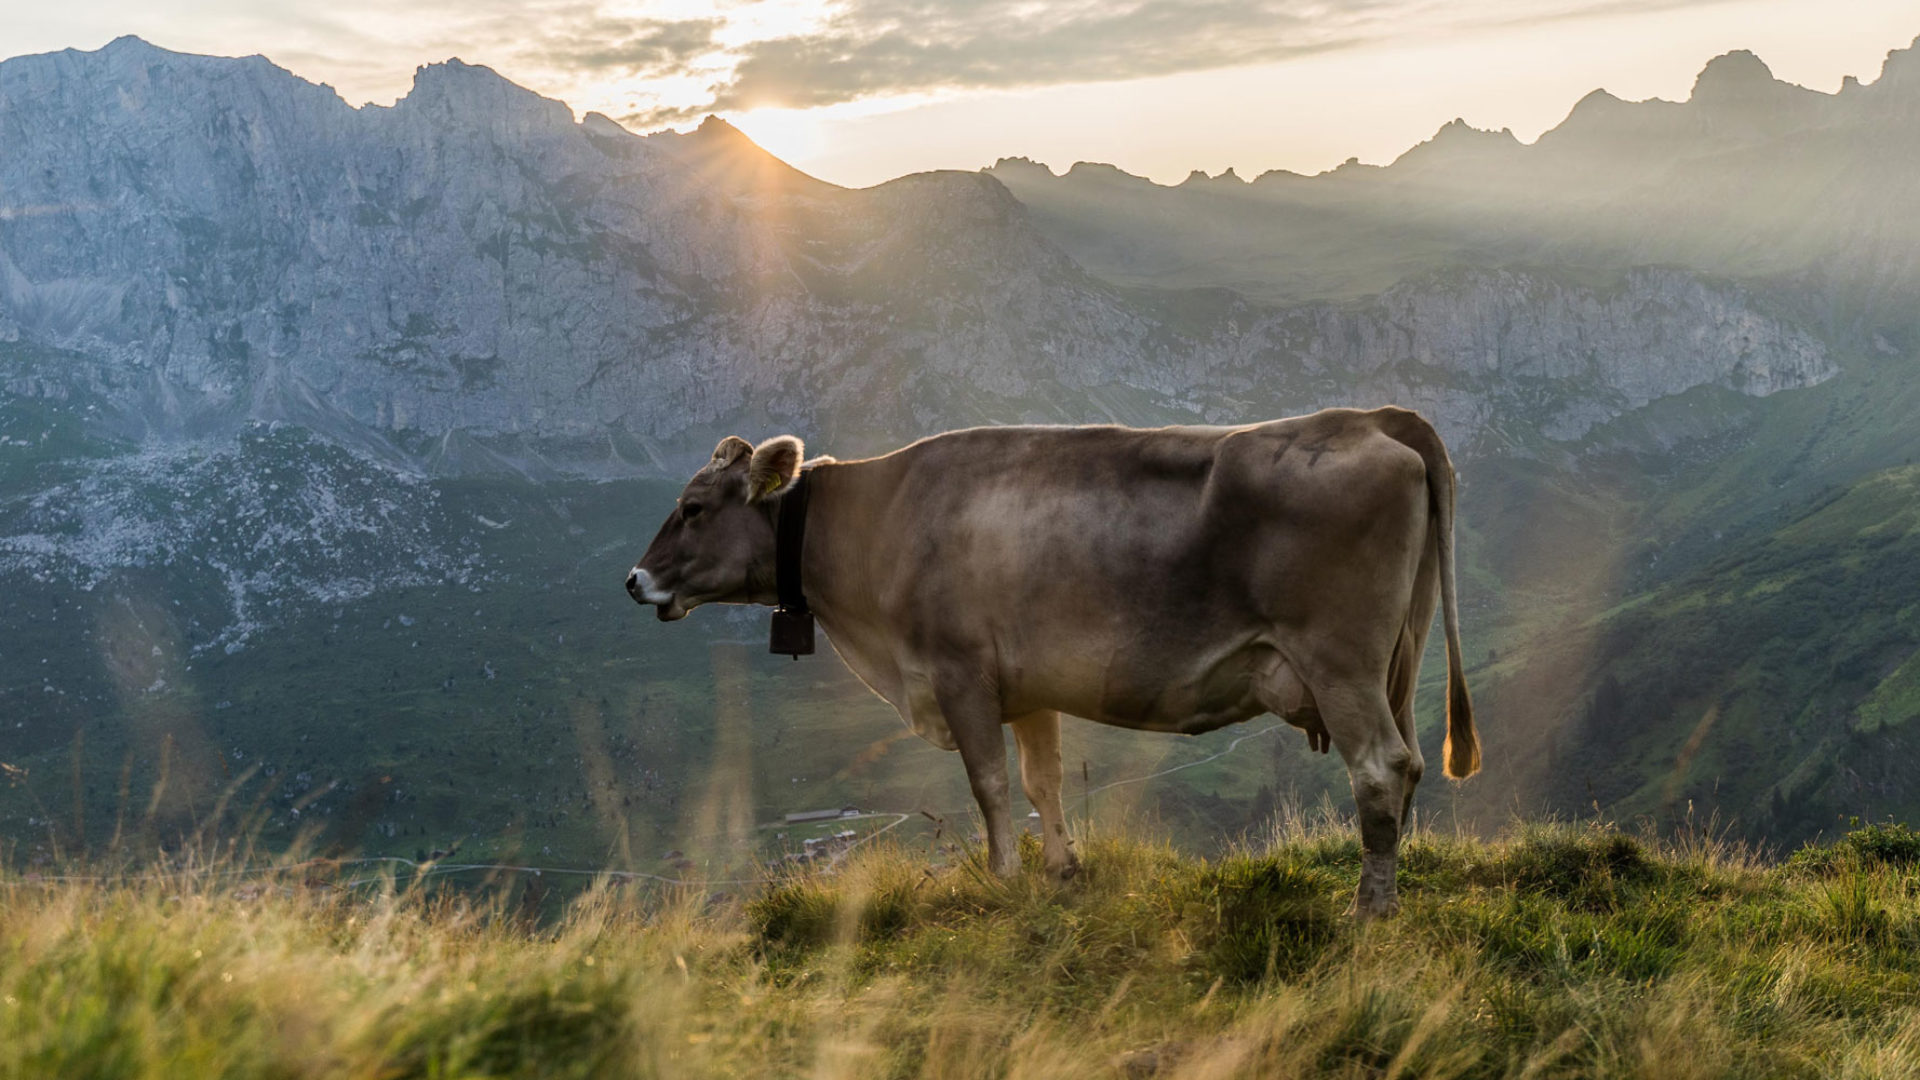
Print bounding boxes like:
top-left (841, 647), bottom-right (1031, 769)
top-left (747, 435), bottom-right (804, 503)
top-left (710, 436), bottom-right (753, 471)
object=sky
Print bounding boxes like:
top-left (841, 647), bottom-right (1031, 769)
top-left (1, 0), bottom-right (1916, 187)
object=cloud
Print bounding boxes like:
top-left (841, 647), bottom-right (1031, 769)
top-left (529, 14), bottom-right (723, 77)
top-left (234, 1), bottom-right (733, 122)
top-left (572, 0), bottom-right (1712, 118)
top-left (614, 100), bottom-right (714, 129)
top-left (51, 0), bottom-right (1713, 128)
top-left (705, 0), bottom-right (1380, 110)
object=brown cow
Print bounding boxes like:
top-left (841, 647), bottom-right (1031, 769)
top-left (626, 407), bottom-right (1477, 918)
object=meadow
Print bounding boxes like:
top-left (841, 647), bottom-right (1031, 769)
top-left (5, 816), bottom-right (1920, 1079)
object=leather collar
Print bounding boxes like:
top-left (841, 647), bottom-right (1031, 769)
top-left (769, 469), bottom-right (814, 657)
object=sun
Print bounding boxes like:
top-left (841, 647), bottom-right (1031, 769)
top-left (725, 107), bottom-right (826, 167)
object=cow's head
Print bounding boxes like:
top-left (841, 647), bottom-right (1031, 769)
top-left (626, 434), bottom-right (805, 621)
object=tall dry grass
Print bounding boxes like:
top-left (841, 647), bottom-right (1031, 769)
top-left (4, 817), bottom-right (1920, 1079)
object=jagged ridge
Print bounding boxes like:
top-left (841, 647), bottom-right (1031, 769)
top-left (0, 35), bottom-right (1848, 478)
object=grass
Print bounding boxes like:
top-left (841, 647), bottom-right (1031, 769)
top-left (6, 818), bottom-right (1920, 1079)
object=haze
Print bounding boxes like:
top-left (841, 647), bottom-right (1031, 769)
top-left (3, 0), bottom-right (1915, 187)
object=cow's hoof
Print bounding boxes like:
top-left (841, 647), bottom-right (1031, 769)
top-left (1348, 895), bottom-right (1401, 922)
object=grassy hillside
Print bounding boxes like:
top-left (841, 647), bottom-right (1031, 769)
top-left (1569, 463), bottom-right (1920, 822)
top-left (1445, 329), bottom-right (1920, 844)
top-left (1452, 452), bottom-right (1920, 840)
top-left (6, 818), bottom-right (1920, 1079)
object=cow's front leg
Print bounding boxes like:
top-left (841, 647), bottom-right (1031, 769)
top-left (1011, 710), bottom-right (1079, 882)
top-left (936, 674), bottom-right (1020, 877)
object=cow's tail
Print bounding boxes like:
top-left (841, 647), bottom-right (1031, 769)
top-left (1380, 408), bottom-right (1479, 780)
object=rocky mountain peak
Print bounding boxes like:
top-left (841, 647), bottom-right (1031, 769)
top-left (1178, 167), bottom-right (1245, 186)
top-left (1690, 49), bottom-right (1778, 101)
top-left (1549, 88), bottom-right (1633, 133)
top-left (90, 34), bottom-right (244, 72)
top-left (580, 111), bottom-right (630, 138)
top-left (1570, 87), bottom-right (1625, 111)
top-left (396, 57), bottom-right (573, 133)
top-left (1872, 35), bottom-right (1920, 94)
top-left (1060, 160), bottom-right (1153, 187)
top-left (693, 113), bottom-right (745, 139)
top-left (1, 34), bottom-right (327, 109)
top-left (989, 155), bottom-right (1053, 176)
top-left (99, 34), bottom-right (168, 57)
top-left (1391, 117), bottom-right (1523, 170)
top-left (645, 113), bottom-right (834, 195)
top-left (677, 115), bottom-right (792, 165)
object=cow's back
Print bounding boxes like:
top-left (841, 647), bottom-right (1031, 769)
top-left (811, 411), bottom-right (1430, 729)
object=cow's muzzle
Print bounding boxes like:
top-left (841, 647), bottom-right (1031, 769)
top-left (626, 567), bottom-right (688, 621)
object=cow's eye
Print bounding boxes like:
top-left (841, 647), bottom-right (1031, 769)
top-left (682, 502), bottom-right (704, 521)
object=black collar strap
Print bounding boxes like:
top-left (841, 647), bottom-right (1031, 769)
top-left (769, 468), bottom-right (815, 658)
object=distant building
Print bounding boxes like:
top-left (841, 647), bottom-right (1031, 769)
top-left (800, 831), bottom-right (861, 858)
top-left (785, 809), bottom-right (846, 824)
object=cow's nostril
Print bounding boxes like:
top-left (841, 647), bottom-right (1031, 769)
top-left (627, 567), bottom-right (669, 607)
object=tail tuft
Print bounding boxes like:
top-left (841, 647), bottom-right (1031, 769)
top-left (1443, 677), bottom-right (1479, 779)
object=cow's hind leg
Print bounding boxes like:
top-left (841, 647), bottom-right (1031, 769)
top-left (1317, 683), bottom-right (1417, 920)
top-left (1395, 704), bottom-right (1425, 830)
top-left (929, 672), bottom-right (1021, 877)
top-left (1389, 625), bottom-right (1427, 828)
top-left (1011, 710), bottom-right (1079, 882)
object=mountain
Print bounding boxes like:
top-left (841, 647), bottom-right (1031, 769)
top-left (988, 42), bottom-right (1920, 305)
top-left (0, 36), bottom-right (1844, 474)
top-left (0, 39), bottom-right (1114, 474)
top-left (2, 35), bottom-right (1919, 870)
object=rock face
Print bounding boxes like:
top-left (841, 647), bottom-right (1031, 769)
top-left (1266, 269), bottom-right (1832, 443)
top-left (0, 36), bottom-right (1838, 477)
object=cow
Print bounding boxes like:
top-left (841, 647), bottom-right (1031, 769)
top-left (626, 407), bottom-right (1478, 919)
